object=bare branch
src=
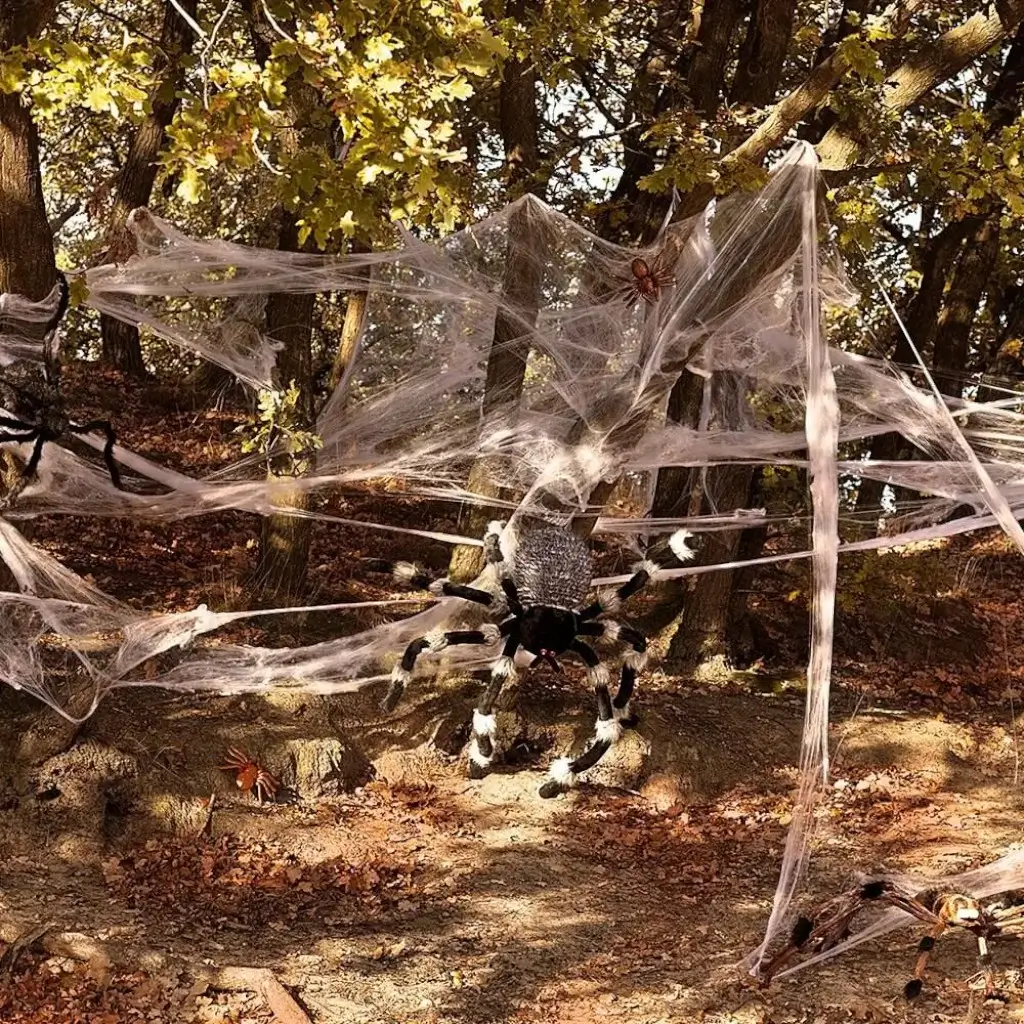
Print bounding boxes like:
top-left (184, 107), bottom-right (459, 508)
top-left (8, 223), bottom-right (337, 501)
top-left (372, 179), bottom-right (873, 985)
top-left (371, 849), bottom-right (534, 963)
top-left (81, 0), bottom-right (161, 45)
top-left (260, 0), bottom-right (295, 43)
top-left (571, 59), bottom-right (626, 128)
top-left (167, 0), bottom-right (206, 39)
top-left (48, 201), bottom-right (80, 236)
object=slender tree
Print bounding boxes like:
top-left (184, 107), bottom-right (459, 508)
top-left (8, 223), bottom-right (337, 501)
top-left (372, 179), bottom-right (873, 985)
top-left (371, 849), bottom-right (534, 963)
top-left (99, 0), bottom-right (199, 376)
top-left (245, 0), bottom-right (322, 604)
top-left (448, 0), bottom-right (546, 581)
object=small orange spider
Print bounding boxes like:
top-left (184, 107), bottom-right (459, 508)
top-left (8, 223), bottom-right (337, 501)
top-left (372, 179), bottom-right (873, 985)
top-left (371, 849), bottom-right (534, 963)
top-left (620, 252), bottom-right (675, 308)
top-left (218, 746), bottom-right (279, 804)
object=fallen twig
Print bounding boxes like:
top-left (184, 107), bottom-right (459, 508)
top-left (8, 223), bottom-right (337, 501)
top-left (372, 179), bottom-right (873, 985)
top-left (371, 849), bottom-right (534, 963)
top-left (0, 921), bottom-right (114, 985)
top-left (197, 966), bottom-right (312, 1024)
top-left (197, 790), bottom-right (216, 838)
top-left (0, 922), bottom-right (53, 979)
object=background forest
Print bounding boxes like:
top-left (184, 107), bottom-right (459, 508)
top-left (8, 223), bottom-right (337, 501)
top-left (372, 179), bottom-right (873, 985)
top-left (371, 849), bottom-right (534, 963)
top-left (3, 1), bottom-right (1024, 1023)
top-left (4, 0), bottom-right (1024, 666)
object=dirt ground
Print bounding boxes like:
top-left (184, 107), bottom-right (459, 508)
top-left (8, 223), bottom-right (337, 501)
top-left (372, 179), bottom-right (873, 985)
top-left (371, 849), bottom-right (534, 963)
top-left (3, 369), bottom-right (1024, 1023)
top-left (5, 667), bottom-right (1024, 1024)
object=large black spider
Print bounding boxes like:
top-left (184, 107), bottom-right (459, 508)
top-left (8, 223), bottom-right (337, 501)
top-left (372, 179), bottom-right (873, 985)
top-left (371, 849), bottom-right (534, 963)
top-left (367, 521), bottom-right (694, 798)
top-left (0, 273), bottom-right (123, 510)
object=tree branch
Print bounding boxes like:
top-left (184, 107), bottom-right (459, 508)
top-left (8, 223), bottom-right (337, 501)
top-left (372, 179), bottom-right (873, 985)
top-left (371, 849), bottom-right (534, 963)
top-left (722, 0), bottom-right (926, 169)
top-left (817, 0), bottom-right (1024, 169)
top-left (571, 58), bottom-right (626, 128)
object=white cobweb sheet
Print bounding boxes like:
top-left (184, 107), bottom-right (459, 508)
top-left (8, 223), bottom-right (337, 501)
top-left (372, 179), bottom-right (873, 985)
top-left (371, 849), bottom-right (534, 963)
top-left (3, 141), bottom-right (1024, 970)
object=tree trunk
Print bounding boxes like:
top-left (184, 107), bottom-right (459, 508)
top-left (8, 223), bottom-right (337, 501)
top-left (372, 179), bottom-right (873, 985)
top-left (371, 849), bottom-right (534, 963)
top-left (666, 458), bottom-right (757, 675)
top-left (592, 0), bottom-right (698, 244)
top-left (0, 1), bottom-right (58, 300)
top-left (328, 240), bottom-right (370, 393)
top-left (855, 25), bottom-right (1024, 517)
top-left (0, 1), bottom-right (60, 596)
top-left (253, 212), bottom-right (316, 604)
top-left (448, 0), bottom-right (545, 581)
top-left (688, 0), bottom-right (746, 117)
top-left (244, 0), bottom-right (325, 605)
top-left (729, 0), bottom-right (797, 109)
top-left (100, 0), bottom-right (198, 375)
top-left (980, 294), bottom-right (1024, 401)
top-left (854, 217), bottom-right (975, 518)
top-left (933, 217), bottom-right (1000, 397)
top-left (724, 468), bottom-right (773, 666)
top-left (656, 0), bottom-right (799, 673)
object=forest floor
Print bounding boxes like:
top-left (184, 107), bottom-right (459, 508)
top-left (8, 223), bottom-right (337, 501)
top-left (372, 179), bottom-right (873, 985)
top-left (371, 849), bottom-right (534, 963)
top-left (3, 368), bottom-right (1024, 1024)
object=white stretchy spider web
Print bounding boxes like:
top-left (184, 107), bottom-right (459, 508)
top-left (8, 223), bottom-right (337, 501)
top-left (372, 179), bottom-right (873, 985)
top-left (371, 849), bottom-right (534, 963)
top-left (3, 141), bottom-right (1024, 967)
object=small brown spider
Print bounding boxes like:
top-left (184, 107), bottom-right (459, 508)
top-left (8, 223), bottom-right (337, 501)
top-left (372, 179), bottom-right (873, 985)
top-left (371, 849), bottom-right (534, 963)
top-left (619, 252), bottom-right (675, 308)
top-left (219, 746), bottom-right (279, 804)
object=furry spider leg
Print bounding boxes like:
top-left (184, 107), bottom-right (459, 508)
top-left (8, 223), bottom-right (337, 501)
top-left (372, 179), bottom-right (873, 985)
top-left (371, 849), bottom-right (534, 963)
top-left (760, 881), bottom-right (904, 982)
top-left (539, 638), bottom-right (620, 798)
top-left (69, 419), bottom-right (123, 489)
top-left (364, 556), bottom-right (499, 606)
top-left (578, 619), bottom-right (647, 726)
top-left (577, 529), bottom-right (695, 621)
top-left (468, 625), bottom-right (520, 778)
top-left (0, 429), bottom-right (44, 512)
top-left (903, 894), bottom-right (1001, 1002)
top-left (383, 622), bottom-right (506, 712)
top-left (0, 415), bottom-right (39, 433)
top-left (905, 918), bottom-right (948, 1000)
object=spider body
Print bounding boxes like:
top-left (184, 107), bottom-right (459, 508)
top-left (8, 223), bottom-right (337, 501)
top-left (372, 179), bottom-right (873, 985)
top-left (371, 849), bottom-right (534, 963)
top-left (761, 879), bottom-right (1024, 1001)
top-left (619, 252), bottom-right (675, 308)
top-left (0, 274), bottom-right (124, 509)
top-left (219, 746), bottom-right (279, 804)
top-left (508, 527), bottom-right (593, 668)
top-left (369, 521), bottom-right (695, 797)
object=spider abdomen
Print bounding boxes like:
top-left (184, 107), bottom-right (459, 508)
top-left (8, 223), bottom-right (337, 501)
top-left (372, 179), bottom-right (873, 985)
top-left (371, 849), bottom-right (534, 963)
top-left (511, 527), bottom-right (593, 609)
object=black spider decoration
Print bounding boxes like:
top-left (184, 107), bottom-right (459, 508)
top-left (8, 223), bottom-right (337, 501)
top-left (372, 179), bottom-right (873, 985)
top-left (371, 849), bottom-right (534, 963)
top-left (0, 273), bottom-right (124, 510)
top-left (368, 521), bottom-right (695, 798)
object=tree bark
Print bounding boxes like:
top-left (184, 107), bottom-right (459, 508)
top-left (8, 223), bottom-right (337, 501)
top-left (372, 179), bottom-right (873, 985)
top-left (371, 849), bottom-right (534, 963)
top-left (724, 471), bottom-right (773, 667)
top-left (729, 0), bottom-right (797, 109)
top-left (245, 1), bottom-right (324, 605)
top-left (328, 240), bottom-right (370, 393)
top-left (448, 0), bottom-right (546, 581)
top-left (0, 2), bottom-right (59, 300)
top-left (665, 456), bottom-right (758, 674)
top-left (99, 0), bottom-right (198, 375)
top-left (980, 294), bottom-right (1024, 401)
top-left (853, 218), bottom-right (975, 518)
top-left (817, 0), bottom-right (1024, 169)
top-left (688, 0), bottom-right (747, 117)
top-left (933, 217), bottom-right (1001, 397)
top-left (253, 213), bottom-right (316, 604)
top-left (0, 1), bottom-right (60, 590)
top-left (655, 0), bottom-right (802, 672)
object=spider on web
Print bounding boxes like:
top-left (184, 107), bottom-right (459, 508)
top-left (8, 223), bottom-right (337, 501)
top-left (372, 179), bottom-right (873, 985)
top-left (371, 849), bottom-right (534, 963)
top-left (368, 520), bottom-right (694, 797)
top-left (760, 878), bottom-right (1024, 1001)
top-left (0, 273), bottom-right (124, 510)
top-left (616, 251), bottom-right (676, 308)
